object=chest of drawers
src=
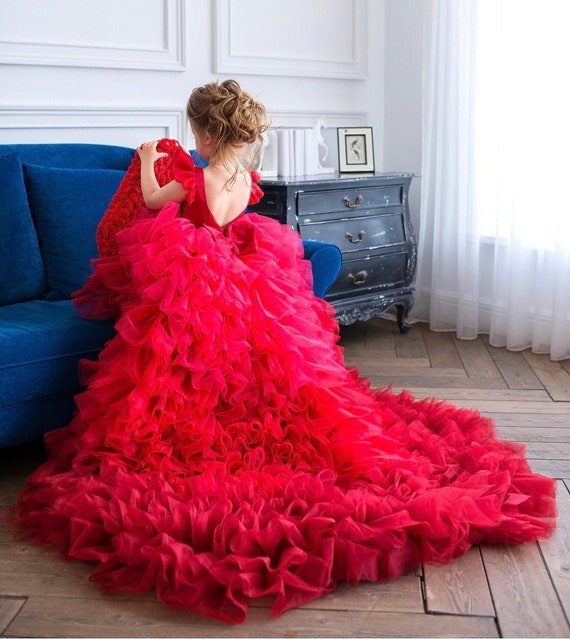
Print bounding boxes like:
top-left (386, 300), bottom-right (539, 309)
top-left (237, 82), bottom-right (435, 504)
top-left (256, 173), bottom-right (416, 332)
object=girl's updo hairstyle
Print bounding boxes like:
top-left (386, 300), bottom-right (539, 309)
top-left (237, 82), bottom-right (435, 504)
top-left (186, 79), bottom-right (268, 168)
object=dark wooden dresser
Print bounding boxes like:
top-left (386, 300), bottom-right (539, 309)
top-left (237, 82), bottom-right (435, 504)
top-left (256, 173), bottom-right (416, 332)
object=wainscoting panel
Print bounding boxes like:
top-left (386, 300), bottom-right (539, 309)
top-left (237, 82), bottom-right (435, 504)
top-left (0, 0), bottom-right (185, 70)
top-left (0, 107), bottom-right (367, 170)
top-left (268, 111), bottom-right (366, 129)
top-left (214, 0), bottom-right (367, 79)
top-left (0, 108), bottom-right (187, 148)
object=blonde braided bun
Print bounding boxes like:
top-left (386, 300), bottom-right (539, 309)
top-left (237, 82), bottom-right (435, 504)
top-left (187, 79), bottom-right (268, 168)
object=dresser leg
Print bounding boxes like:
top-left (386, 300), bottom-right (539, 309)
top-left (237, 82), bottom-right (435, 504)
top-left (396, 305), bottom-right (412, 334)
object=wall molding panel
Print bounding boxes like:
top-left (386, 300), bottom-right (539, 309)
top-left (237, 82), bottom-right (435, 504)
top-left (0, 107), bottom-right (187, 147)
top-left (268, 110), bottom-right (366, 129)
top-left (0, 106), bottom-right (368, 171)
top-left (0, 0), bottom-right (185, 70)
top-left (215, 0), bottom-right (367, 79)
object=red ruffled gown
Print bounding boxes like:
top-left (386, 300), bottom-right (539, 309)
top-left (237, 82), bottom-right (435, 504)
top-left (11, 139), bottom-right (556, 623)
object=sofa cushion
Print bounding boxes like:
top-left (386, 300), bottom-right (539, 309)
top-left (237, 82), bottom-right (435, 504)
top-left (0, 153), bottom-right (48, 305)
top-left (23, 164), bottom-right (125, 300)
top-left (0, 299), bottom-right (115, 407)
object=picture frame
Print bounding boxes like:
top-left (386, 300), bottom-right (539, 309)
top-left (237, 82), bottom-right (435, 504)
top-left (337, 127), bottom-right (375, 173)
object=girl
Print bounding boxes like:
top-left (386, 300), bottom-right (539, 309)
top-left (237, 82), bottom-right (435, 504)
top-left (12, 80), bottom-right (556, 624)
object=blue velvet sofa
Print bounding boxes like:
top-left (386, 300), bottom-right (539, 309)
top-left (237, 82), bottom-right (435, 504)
top-left (0, 143), bottom-right (342, 448)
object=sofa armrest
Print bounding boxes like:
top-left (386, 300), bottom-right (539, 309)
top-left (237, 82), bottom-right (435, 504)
top-left (302, 240), bottom-right (342, 298)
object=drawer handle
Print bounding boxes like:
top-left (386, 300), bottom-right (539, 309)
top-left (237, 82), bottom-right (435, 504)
top-left (348, 270), bottom-right (368, 286)
top-left (345, 230), bottom-right (366, 244)
top-left (343, 195), bottom-right (363, 209)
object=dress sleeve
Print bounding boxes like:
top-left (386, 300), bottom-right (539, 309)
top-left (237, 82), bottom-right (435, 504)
top-left (171, 147), bottom-right (197, 205)
top-left (96, 138), bottom-right (181, 257)
top-left (248, 170), bottom-right (264, 206)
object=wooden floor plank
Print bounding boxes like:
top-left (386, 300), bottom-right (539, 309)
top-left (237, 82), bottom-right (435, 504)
top-left (368, 376), bottom-right (513, 390)
top-left (0, 544), bottom-right (423, 613)
top-left (5, 597), bottom-right (499, 639)
top-left (522, 350), bottom-right (570, 401)
top-left (423, 546), bottom-right (495, 616)
top-left (389, 388), bottom-right (553, 402)
top-left (481, 542), bottom-right (570, 637)
top-left (0, 549), bottom-right (105, 601)
top-left (344, 357), bottom-right (431, 369)
top-left (364, 367), bottom-right (469, 379)
top-left (348, 610), bottom-right (499, 638)
top-left (0, 597), bottom-right (26, 636)
top-left (361, 317), bottom-right (398, 358)
top-left (521, 441), bottom-right (570, 460)
top-left (538, 480), bottom-right (570, 625)
top-left (523, 459), bottom-right (570, 479)
top-left (492, 425), bottom-right (570, 443)
top-left (453, 337), bottom-right (505, 380)
top-left (486, 413), bottom-right (570, 429)
top-left (420, 324), bottom-right (464, 369)
top-left (394, 324), bottom-right (429, 360)
top-left (483, 338), bottom-right (544, 390)
top-left (433, 400), bottom-right (570, 414)
top-left (309, 577), bottom-right (424, 614)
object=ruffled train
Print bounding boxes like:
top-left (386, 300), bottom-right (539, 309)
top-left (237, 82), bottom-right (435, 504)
top-left (12, 205), bottom-right (556, 623)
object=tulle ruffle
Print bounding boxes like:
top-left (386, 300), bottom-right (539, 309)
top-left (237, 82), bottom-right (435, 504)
top-left (14, 206), bottom-right (557, 623)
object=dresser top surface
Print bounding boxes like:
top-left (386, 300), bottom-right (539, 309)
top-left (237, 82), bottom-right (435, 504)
top-left (259, 172), bottom-right (415, 187)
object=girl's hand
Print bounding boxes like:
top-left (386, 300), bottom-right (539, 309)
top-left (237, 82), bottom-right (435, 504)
top-left (137, 140), bottom-right (168, 163)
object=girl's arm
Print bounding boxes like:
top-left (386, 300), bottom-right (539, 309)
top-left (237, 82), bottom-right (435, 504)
top-left (137, 140), bottom-right (188, 209)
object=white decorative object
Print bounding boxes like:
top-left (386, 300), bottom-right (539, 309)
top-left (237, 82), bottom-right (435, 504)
top-left (337, 126), bottom-right (375, 173)
top-left (273, 121), bottom-right (335, 178)
top-left (304, 128), bottom-right (319, 175)
top-left (313, 119), bottom-right (335, 174)
top-left (258, 131), bottom-right (278, 177)
top-left (276, 129), bottom-right (292, 177)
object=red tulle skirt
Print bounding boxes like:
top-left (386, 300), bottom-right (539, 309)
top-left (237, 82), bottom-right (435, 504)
top-left (11, 205), bottom-right (556, 623)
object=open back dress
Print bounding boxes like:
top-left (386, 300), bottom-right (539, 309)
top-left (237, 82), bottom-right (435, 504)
top-left (12, 139), bottom-right (556, 623)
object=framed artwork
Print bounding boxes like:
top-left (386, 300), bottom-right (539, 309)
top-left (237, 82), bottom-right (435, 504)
top-left (337, 127), bottom-right (375, 173)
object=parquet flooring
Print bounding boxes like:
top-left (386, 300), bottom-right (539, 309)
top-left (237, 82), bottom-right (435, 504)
top-left (1, 318), bottom-right (569, 638)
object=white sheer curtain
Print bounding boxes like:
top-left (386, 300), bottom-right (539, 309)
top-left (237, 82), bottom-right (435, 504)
top-left (413, 0), bottom-right (570, 360)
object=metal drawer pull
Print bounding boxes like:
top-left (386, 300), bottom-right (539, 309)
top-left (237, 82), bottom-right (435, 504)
top-left (348, 270), bottom-right (368, 285)
top-left (343, 195), bottom-right (363, 209)
top-left (345, 230), bottom-right (366, 243)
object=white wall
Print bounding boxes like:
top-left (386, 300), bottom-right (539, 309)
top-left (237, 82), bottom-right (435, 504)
top-left (0, 0), bottom-right (400, 175)
top-left (383, 0), bottom-right (424, 232)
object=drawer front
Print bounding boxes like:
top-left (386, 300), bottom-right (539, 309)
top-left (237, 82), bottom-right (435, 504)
top-left (298, 184), bottom-right (402, 216)
top-left (300, 213), bottom-right (405, 253)
top-left (327, 252), bottom-right (407, 298)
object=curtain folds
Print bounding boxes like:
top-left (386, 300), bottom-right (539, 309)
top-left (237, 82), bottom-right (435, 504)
top-left (413, 0), bottom-right (570, 360)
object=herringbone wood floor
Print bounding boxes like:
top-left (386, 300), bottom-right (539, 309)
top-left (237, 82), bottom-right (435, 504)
top-left (1, 318), bottom-right (569, 638)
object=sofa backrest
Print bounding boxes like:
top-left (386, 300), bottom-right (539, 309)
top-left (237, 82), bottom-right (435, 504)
top-left (0, 143), bottom-right (135, 169)
top-left (0, 144), bottom-right (134, 305)
top-left (0, 143), bottom-right (208, 306)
